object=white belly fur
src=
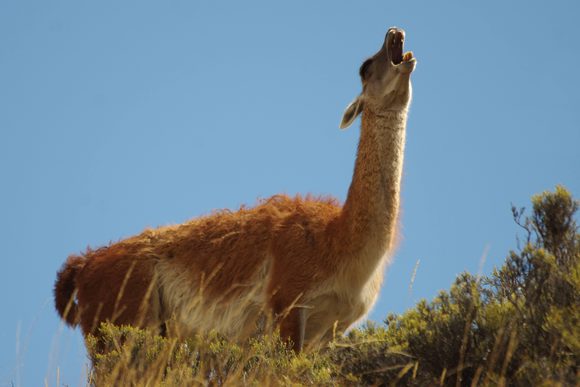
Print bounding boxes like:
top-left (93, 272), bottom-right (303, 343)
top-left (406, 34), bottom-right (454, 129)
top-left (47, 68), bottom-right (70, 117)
top-left (157, 259), bottom-right (270, 339)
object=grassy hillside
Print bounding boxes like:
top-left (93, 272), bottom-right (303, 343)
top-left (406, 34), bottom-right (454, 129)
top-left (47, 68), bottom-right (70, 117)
top-left (85, 187), bottom-right (579, 386)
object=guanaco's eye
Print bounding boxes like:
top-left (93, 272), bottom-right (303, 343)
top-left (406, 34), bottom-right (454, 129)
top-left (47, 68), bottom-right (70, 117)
top-left (359, 58), bottom-right (373, 79)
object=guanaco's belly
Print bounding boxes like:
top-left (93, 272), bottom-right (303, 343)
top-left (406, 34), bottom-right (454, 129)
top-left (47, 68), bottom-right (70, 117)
top-left (157, 259), bottom-right (270, 339)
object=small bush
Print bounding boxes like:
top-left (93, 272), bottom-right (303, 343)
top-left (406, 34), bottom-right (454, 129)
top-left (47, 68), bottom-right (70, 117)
top-left (87, 324), bottom-right (340, 385)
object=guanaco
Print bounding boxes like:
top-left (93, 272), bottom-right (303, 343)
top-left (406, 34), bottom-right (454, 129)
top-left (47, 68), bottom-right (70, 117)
top-left (54, 27), bottom-right (416, 351)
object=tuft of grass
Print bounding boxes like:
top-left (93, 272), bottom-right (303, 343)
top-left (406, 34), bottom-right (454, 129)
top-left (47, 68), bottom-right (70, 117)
top-left (87, 324), bottom-right (339, 385)
top-left (83, 187), bottom-right (579, 386)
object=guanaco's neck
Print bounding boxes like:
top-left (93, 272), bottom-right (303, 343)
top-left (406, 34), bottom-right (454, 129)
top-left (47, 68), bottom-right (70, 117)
top-left (339, 106), bottom-right (408, 256)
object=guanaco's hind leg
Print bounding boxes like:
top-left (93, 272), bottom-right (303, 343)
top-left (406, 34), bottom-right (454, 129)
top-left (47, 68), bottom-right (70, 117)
top-left (278, 306), bottom-right (307, 351)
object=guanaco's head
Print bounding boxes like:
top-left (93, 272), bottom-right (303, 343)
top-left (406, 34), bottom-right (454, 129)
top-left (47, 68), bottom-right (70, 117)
top-left (340, 27), bottom-right (417, 129)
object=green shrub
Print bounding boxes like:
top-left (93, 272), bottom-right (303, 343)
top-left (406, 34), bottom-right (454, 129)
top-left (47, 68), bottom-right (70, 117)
top-left (332, 186), bottom-right (579, 386)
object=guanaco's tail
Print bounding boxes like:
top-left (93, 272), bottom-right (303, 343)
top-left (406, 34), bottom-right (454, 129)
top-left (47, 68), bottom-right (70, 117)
top-left (54, 255), bottom-right (86, 326)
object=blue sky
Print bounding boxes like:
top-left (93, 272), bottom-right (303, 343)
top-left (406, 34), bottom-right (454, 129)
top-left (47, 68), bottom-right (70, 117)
top-left (1, 1), bottom-right (579, 385)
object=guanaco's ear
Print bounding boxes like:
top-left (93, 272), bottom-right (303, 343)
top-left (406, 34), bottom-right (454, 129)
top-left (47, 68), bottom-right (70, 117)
top-left (339, 96), bottom-right (364, 129)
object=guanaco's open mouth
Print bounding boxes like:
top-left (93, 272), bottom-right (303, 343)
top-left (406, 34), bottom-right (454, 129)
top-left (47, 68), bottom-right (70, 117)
top-left (388, 29), bottom-right (414, 66)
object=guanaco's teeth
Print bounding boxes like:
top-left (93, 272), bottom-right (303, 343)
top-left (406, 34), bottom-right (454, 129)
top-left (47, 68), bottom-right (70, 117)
top-left (403, 51), bottom-right (414, 61)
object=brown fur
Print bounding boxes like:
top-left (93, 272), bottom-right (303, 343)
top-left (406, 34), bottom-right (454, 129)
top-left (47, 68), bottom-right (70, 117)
top-left (54, 255), bottom-right (85, 325)
top-left (55, 196), bottom-right (345, 336)
top-left (54, 28), bottom-right (415, 351)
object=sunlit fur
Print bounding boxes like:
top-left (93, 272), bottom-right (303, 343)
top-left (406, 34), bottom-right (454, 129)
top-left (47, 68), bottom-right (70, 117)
top-left (54, 27), bottom-right (414, 351)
